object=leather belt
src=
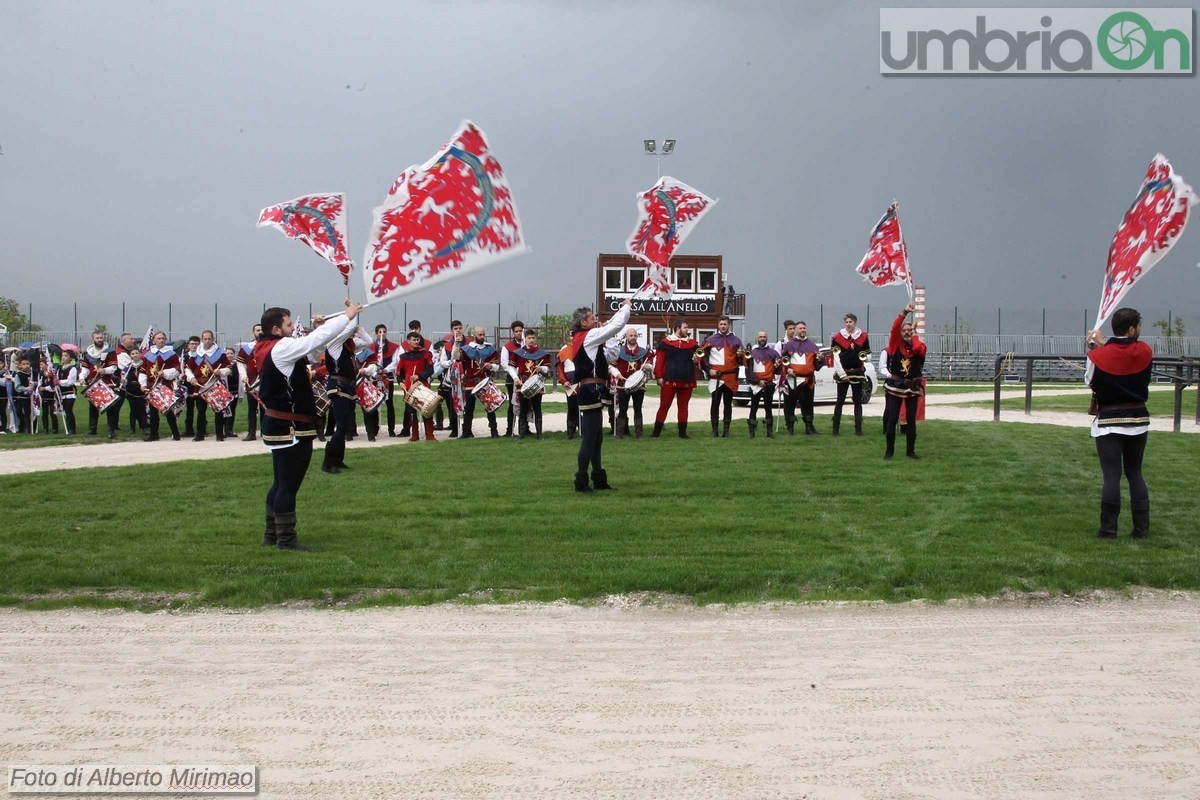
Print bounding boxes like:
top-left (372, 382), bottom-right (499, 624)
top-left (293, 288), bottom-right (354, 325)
top-left (263, 407), bottom-right (319, 424)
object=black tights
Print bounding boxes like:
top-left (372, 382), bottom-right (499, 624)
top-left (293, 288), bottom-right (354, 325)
top-left (709, 384), bottom-right (733, 426)
top-left (323, 395), bottom-right (354, 467)
top-left (1096, 433), bottom-right (1148, 507)
top-left (268, 438), bottom-right (314, 515)
top-left (884, 393), bottom-right (919, 454)
top-left (749, 385), bottom-right (774, 421)
top-left (577, 408), bottom-right (604, 477)
top-left (833, 380), bottom-right (864, 430)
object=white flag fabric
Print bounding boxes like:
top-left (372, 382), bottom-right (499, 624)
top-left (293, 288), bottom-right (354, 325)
top-left (1096, 154), bottom-right (1197, 328)
top-left (625, 176), bottom-right (717, 299)
top-left (362, 120), bottom-right (528, 304)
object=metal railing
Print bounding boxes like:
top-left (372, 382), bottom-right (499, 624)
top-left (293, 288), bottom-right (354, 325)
top-left (991, 354), bottom-right (1200, 432)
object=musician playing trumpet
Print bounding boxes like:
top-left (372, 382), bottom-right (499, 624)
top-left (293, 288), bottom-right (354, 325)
top-left (779, 320), bottom-right (822, 435)
top-left (701, 315), bottom-right (744, 438)
top-left (746, 332), bottom-right (780, 438)
top-left (831, 312), bottom-right (871, 437)
top-left (508, 328), bottom-right (553, 440)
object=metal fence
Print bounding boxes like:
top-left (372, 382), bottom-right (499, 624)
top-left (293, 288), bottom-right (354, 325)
top-left (5, 301), bottom-right (1198, 382)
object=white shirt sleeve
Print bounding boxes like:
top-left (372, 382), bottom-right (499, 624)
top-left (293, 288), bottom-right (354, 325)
top-left (116, 351), bottom-right (133, 371)
top-left (60, 367), bottom-right (78, 389)
top-left (1084, 356), bottom-right (1095, 386)
top-left (500, 345), bottom-right (511, 372)
top-left (272, 316), bottom-right (358, 377)
top-left (877, 350), bottom-right (891, 380)
top-left (583, 305), bottom-right (632, 359)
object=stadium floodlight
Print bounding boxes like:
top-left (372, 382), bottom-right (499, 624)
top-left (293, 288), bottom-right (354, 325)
top-left (644, 138), bottom-right (675, 178)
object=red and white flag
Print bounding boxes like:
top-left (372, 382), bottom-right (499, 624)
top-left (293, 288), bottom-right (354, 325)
top-left (362, 120), bottom-right (528, 303)
top-left (1096, 154), bottom-right (1197, 328)
top-left (626, 176), bottom-right (717, 299)
top-left (855, 202), bottom-right (913, 300)
top-left (257, 192), bottom-right (354, 285)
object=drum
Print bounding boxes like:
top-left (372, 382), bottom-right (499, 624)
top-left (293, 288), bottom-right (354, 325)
top-left (471, 377), bottom-right (506, 413)
top-left (248, 378), bottom-right (261, 403)
top-left (405, 382), bottom-right (443, 419)
top-left (84, 380), bottom-right (119, 412)
top-left (200, 381), bottom-right (233, 412)
top-left (147, 382), bottom-right (177, 415)
top-left (519, 373), bottom-right (545, 399)
top-left (623, 370), bottom-right (647, 393)
top-left (312, 382), bottom-right (331, 415)
top-left (356, 379), bottom-right (386, 412)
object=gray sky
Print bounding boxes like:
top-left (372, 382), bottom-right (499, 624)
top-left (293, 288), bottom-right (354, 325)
top-left (3, 0), bottom-right (1200, 324)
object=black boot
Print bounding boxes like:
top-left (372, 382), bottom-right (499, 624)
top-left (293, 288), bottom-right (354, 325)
top-left (722, 421), bottom-right (730, 438)
top-left (854, 421), bottom-right (864, 436)
top-left (678, 422), bottom-right (689, 439)
top-left (592, 468), bottom-right (614, 491)
top-left (710, 422), bottom-right (719, 438)
top-left (615, 414), bottom-right (627, 440)
top-left (1097, 502), bottom-right (1120, 539)
top-left (574, 471), bottom-right (593, 493)
top-left (651, 421), bottom-right (663, 438)
top-left (765, 419), bottom-right (775, 439)
top-left (275, 512), bottom-right (311, 551)
top-left (748, 419), bottom-right (757, 439)
top-left (831, 420), bottom-right (840, 437)
top-left (634, 420), bottom-right (644, 439)
top-left (786, 417), bottom-right (795, 436)
top-left (1130, 503), bottom-right (1150, 539)
top-left (804, 416), bottom-right (819, 435)
top-left (261, 503), bottom-right (277, 547)
top-left (489, 422), bottom-right (499, 438)
top-left (565, 418), bottom-right (577, 440)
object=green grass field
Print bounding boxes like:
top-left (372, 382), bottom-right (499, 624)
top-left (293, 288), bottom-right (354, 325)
top-left (2, 417), bottom-right (1197, 610)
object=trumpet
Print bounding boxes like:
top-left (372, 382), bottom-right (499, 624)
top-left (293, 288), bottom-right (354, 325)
top-left (859, 349), bottom-right (872, 362)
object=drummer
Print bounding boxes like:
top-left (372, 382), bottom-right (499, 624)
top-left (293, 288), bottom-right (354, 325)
top-left (607, 327), bottom-right (652, 439)
top-left (394, 330), bottom-right (437, 442)
top-left (458, 325), bottom-right (501, 439)
top-left (321, 316), bottom-right (370, 474)
top-left (508, 328), bottom-right (552, 440)
top-left (138, 331), bottom-right (183, 442)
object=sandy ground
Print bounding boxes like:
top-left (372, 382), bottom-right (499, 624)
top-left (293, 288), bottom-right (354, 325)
top-left (2, 595), bottom-right (1199, 799)
top-left (1, 386), bottom-right (1193, 476)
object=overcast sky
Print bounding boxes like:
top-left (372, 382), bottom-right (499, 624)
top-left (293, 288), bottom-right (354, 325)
top-left (3, 0), bottom-right (1199, 321)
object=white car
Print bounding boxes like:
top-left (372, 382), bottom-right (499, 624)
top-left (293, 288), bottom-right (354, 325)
top-left (734, 346), bottom-right (877, 406)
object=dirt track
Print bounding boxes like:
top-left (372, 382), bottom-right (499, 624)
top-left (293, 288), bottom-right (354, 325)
top-left (3, 595), bottom-right (1199, 799)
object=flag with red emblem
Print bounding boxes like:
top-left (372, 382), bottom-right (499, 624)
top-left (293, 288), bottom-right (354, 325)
top-left (626, 176), bottom-right (717, 299)
top-left (257, 192), bottom-right (354, 285)
top-left (362, 120), bottom-right (528, 303)
top-left (855, 201), bottom-right (913, 300)
top-left (1096, 154), bottom-right (1197, 328)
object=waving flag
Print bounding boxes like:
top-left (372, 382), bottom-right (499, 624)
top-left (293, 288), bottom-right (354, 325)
top-left (362, 120), bottom-right (528, 303)
top-left (257, 192), bottom-right (354, 285)
top-left (855, 201), bottom-right (913, 299)
top-left (626, 176), bottom-right (717, 299)
top-left (1096, 154), bottom-right (1197, 328)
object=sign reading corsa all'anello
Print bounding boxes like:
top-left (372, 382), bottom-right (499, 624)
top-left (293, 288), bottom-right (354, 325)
top-left (881, 8), bottom-right (1193, 75)
top-left (604, 296), bottom-right (716, 315)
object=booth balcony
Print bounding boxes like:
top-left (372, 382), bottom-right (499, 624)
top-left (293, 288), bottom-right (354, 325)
top-left (723, 293), bottom-right (747, 320)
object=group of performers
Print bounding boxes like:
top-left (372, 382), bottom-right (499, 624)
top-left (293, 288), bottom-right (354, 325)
top-left (0, 330), bottom-right (244, 441)
top-left (4, 298), bottom-right (1152, 544)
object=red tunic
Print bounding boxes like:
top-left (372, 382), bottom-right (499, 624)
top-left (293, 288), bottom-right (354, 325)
top-left (397, 349), bottom-right (435, 388)
top-left (459, 343), bottom-right (499, 390)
